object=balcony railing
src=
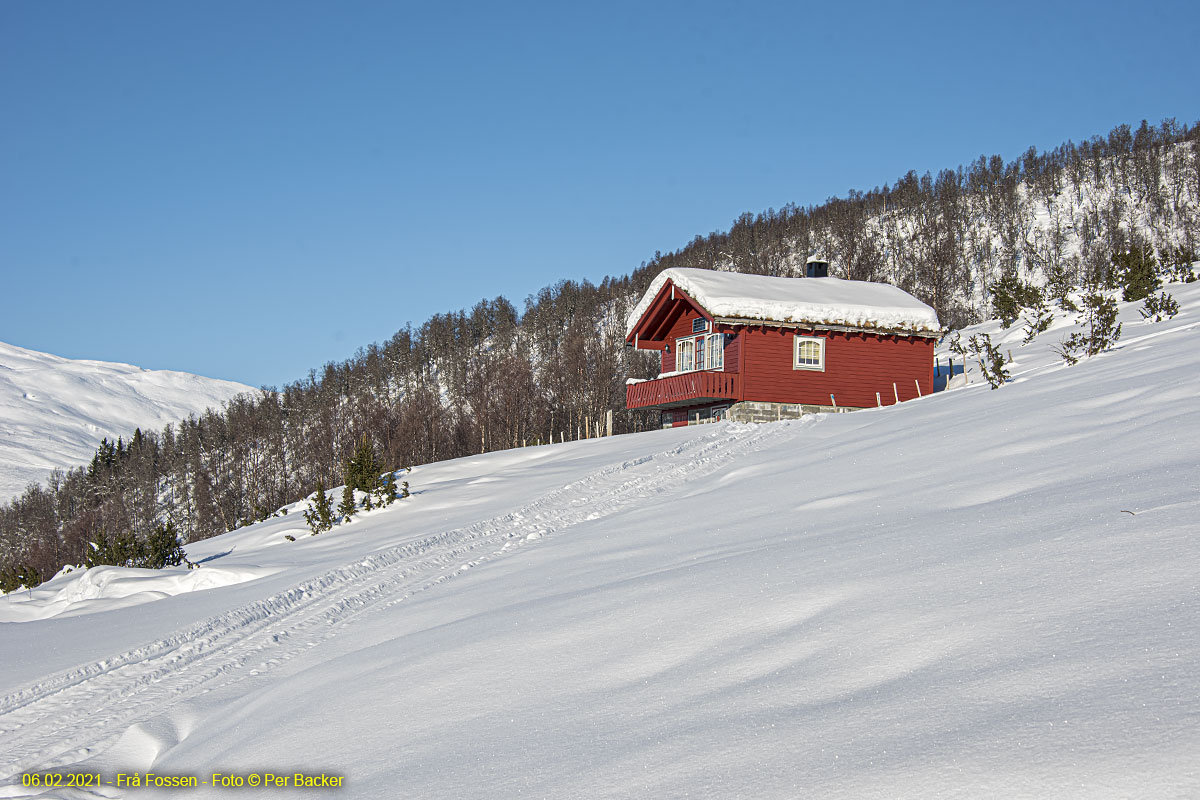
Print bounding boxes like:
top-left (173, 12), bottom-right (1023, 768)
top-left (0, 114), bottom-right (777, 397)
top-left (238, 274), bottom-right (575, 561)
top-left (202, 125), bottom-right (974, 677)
top-left (626, 371), bottom-right (742, 410)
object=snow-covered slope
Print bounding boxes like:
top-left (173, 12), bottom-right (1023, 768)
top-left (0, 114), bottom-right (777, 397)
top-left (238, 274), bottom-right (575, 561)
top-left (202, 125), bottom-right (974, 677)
top-left (1, 282), bottom-right (1198, 798)
top-left (0, 341), bottom-right (253, 502)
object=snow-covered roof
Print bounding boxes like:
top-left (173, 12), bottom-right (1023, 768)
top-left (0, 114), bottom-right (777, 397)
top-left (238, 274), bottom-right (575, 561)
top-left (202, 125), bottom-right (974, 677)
top-left (626, 268), bottom-right (941, 337)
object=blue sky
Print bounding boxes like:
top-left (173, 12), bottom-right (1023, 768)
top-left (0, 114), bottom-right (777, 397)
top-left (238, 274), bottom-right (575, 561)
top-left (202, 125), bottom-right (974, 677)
top-left (2, 0), bottom-right (1197, 388)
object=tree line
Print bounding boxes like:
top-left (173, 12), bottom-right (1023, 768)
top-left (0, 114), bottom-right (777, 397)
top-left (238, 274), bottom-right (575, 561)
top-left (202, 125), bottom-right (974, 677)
top-left (2, 118), bottom-right (1197, 591)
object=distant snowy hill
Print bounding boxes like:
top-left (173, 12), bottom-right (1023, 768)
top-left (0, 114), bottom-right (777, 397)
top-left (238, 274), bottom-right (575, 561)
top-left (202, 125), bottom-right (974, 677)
top-left (0, 341), bottom-right (253, 502)
top-left (1, 280), bottom-right (1198, 797)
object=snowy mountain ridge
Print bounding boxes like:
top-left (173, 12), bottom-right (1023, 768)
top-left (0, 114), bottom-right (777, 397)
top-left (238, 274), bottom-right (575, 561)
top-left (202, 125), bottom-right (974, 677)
top-left (0, 341), bottom-right (254, 502)
top-left (0, 279), bottom-right (1197, 797)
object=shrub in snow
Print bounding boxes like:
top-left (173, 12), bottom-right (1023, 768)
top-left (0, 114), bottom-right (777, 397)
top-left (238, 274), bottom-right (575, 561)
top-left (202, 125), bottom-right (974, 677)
top-left (1054, 291), bottom-right (1122, 365)
top-left (989, 270), bottom-right (1042, 328)
top-left (1021, 298), bottom-right (1054, 343)
top-left (0, 563), bottom-right (41, 594)
top-left (338, 484), bottom-right (357, 520)
top-left (344, 434), bottom-right (382, 494)
top-left (968, 333), bottom-right (1009, 389)
top-left (83, 522), bottom-right (185, 570)
top-left (143, 522), bottom-right (187, 569)
top-left (86, 529), bottom-right (144, 569)
top-left (1140, 292), bottom-right (1180, 322)
top-left (376, 471), bottom-right (398, 506)
top-left (1114, 242), bottom-right (1160, 302)
top-left (1164, 247), bottom-right (1198, 283)
top-left (304, 480), bottom-right (335, 535)
top-left (1046, 260), bottom-right (1080, 312)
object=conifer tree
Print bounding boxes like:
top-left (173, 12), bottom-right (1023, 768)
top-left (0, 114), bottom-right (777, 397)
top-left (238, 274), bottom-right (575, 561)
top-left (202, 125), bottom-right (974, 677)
top-left (144, 522), bottom-right (186, 568)
top-left (989, 270), bottom-right (1040, 328)
top-left (345, 434), bottom-right (381, 493)
top-left (377, 470), bottom-right (398, 506)
top-left (1140, 292), bottom-right (1179, 322)
top-left (1054, 290), bottom-right (1122, 364)
top-left (0, 564), bottom-right (41, 594)
top-left (1114, 242), bottom-right (1159, 302)
top-left (304, 480), bottom-right (335, 535)
top-left (86, 528), bottom-right (146, 568)
top-left (338, 484), bottom-right (357, 520)
top-left (968, 332), bottom-right (1009, 389)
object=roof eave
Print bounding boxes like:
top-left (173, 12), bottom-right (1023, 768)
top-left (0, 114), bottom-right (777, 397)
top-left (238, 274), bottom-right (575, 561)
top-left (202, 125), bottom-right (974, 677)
top-left (710, 315), bottom-right (942, 339)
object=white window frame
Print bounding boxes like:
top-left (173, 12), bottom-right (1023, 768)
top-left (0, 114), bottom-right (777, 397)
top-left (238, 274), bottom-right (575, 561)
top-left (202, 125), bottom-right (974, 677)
top-left (676, 338), bottom-right (694, 372)
top-left (706, 333), bottom-right (724, 370)
top-left (793, 335), bottom-right (825, 371)
top-left (676, 332), bottom-right (725, 372)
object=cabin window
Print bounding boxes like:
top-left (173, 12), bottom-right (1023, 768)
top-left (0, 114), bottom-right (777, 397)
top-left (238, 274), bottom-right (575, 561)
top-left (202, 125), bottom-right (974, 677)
top-left (675, 333), bottom-right (725, 372)
top-left (793, 335), bottom-right (825, 371)
top-left (706, 333), bottom-right (724, 369)
top-left (676, 338), bottom-right (694, 371)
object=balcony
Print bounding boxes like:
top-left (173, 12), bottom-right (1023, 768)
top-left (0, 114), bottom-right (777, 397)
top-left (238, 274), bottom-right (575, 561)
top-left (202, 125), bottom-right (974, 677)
top-left (626, 371), bottom-right (742, 410)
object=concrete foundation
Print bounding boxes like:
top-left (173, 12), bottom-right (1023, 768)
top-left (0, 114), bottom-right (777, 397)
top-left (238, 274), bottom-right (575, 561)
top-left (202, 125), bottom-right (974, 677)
top-left (725, 400), bottom-right (857, 424)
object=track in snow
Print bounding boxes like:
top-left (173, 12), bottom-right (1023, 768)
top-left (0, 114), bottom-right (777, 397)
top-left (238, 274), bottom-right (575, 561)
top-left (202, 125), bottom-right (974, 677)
top-left (0, 420), bottom-right (795, 788)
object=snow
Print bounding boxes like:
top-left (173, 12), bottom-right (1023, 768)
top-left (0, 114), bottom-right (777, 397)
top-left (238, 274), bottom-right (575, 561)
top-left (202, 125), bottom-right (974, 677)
top-left (0, 341), bottom-right (253, 502)
top-left (1, 282), bottom-right (1199, 797)
top-left (626, 268), bottom-right (942, 338)
top-left (0, 565), bottom-right (280, 623)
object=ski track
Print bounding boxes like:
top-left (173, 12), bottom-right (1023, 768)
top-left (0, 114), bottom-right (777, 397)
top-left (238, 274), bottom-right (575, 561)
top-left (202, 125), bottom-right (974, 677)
top-left (0, 420), bottom-right (792, 786)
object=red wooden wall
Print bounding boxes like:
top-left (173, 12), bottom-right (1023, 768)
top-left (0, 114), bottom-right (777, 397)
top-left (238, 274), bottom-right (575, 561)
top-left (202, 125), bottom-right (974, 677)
top-left (657, 309), bottom-right (741, 374)
top-left (738, 327), bottom-right (934, 407)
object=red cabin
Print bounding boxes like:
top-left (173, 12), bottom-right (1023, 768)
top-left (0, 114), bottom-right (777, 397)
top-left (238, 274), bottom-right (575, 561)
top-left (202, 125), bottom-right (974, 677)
top-left (624, 267), bottom-right (942, 426)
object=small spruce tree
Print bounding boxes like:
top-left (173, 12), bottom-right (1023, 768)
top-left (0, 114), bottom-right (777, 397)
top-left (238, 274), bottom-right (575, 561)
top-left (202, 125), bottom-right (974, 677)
top-left (989, 270), bottom-right (1026, 328)
top-left (345, 434), bottom-right (382, 493)
top-left (144, 522), bottom-right (187, 569)
top-left (86, 529), bottom-right (146, 568)
top-left (304, 480), bottom-right (335, 535)
top-left (1054, 290), bottom-right (1122, 364)
top-left (1021, 297), bottom-right (1054, 343)
top-left (338, 484), bottom-right (357, 520)
top-left (378, 470), bottom-right (398, 506)
top-left (1114, 242), bottom-right (1159, 302)
top-left (0, 564), bottom-right (41, 593)
top-left (989, 270), bottom-right (1043, 328)
top-left (968, 333), bottom-right (1009, 389)
top-left (1166, 246), bottom-right (1198, 283)
top-left (1139, 292), bottom-right (1179, 322)
top-left (1046, 260), bottom-right (1079, 311)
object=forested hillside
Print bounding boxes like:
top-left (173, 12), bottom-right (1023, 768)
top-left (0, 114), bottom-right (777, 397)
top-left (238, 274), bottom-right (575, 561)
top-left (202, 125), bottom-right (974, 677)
top-left (2, 119), bottom-right (1197, 589)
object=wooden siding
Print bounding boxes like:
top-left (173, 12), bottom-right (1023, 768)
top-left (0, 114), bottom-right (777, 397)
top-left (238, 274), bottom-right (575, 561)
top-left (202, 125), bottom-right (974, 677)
top-left (661, 347), bottom-right (675, 373)
top-left (628, 283), bottom-right (709, 348)
top-left (740, 327), bottom-right (934, 407)
top-left (626, 372), bottom-right (742, 410)
top-left (664, 309), bottom-right (709, 343)
top-left (722, 330), bottom-right (740, 373)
